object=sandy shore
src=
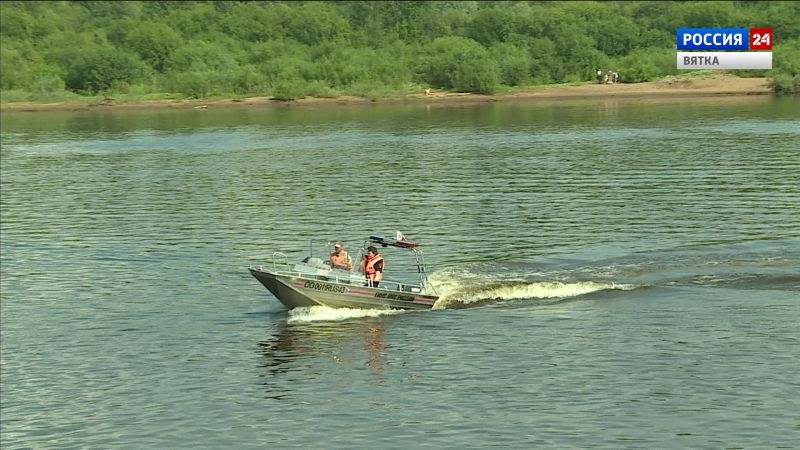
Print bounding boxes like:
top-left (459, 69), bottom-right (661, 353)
top-left (0, 74), bottom-right (773, 113)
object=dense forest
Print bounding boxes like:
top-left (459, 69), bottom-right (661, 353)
top-left (1, 1), bottom-right (799, 102)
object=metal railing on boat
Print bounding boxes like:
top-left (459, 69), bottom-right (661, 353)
top-left (250, 264), bottom-right (425, 294)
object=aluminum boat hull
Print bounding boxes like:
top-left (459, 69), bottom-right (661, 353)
top-left (249, 267), bottom-right (437, 310)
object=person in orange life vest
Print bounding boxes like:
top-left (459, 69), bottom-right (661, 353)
top-left (359, 245), bottom-right (384, 287)
top-left (330, 242), bottom-right (353, 271)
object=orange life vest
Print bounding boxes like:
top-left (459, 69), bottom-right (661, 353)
top-left (365, 254), bottom-right (384, 283)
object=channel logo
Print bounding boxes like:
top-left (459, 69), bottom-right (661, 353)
top-left (677, 28), bottom-right (772, 70)
top-left (678, 29), bottom-right (748, 51)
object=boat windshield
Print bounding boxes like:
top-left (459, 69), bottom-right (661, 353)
top-left (286, 237), bottom-right (433, 292)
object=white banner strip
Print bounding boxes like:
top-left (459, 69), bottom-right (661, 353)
top-left (677, 51), bottom-right (772, 70)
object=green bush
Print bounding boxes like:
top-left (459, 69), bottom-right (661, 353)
top-left (769, 39), bottom-right (800, 95)
top-left (345, 80), bottom-right (394, 99)
top-left (612, 48), bottom-right (676, 83)
top-left (305, 80), bottom-right (340, 98)
top-left (523, 37), bottom-right (559, 85)
top-left (122, 21), bottom-right (182, 73)
top-left (30, 89), bottom-right (81, 103)
top-left (0, 89), bottom-right (31, 103)
top-left (65, 48), bottom-right (150, 94)
top-left (770, 73), bottom-right (799, 95)
top-left (492, 43), bottom-right (530, 86)
top-left (165, 71), bottom-right (215, 98)
top-left (271, 77), bottom-right (308, 101)
top-left (0, 7), bottom-right (35, 40)
top-left (420, 36), bottom-right (499, 94)
top-left (31, 73), bottom-right (65, 95)
top-left (285, 2), bottom-right (350, 46)
top-left (231, 66), bottom-right (268, 95)
top-left (0, 43), bottom-right (29, 90)
top-left (466, 7), bottom-right (516, 45)
top-left (307, 46), bottom-right (412, 90)
top-left (259, 55), bottom-right (314, 87)
top-left (168, 40), bottom-right (240, 73)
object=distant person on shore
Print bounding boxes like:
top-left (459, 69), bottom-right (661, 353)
top-left (606, 69), bottom-right (615, 84)
top-left (359, 246), bottom-right (384, 288)
top-left (596, 69), bottom-right (604, 84)
top-left (613, 72), bottom-right (620, 83)
top-left (330, 242), bottom-right (353, 271)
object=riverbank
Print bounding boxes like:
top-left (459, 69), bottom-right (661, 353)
top-left (0, 74), bottom-right (773, 113)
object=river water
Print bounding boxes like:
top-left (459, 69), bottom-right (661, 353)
top-left (1, 96), bottom-right (798, 448)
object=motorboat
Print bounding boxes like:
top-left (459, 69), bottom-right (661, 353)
top-left (249, 233), bottom-right (439, 310)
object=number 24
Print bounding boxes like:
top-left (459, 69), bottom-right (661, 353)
top-left (753, 33), bottom-right (771, 45)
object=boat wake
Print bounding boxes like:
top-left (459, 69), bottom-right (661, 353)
top-left (429, 268), bottom-right (635, 309)
top-left (426, 240), bottom-right (799, 309)
top-left (287, 305), bottom-right (406, 323)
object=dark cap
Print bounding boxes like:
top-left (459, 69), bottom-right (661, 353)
top-left (367, 246), bottom-right (378, 253)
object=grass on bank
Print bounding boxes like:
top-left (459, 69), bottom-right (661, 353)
top-left (0, 71), bottom-right (794, 107)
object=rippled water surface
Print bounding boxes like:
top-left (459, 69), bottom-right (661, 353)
top-left (2, 97), bottom-right (799, 448)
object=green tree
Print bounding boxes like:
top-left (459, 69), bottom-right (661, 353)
top-left (120, 21), bottom-right (182, 73)
top-left (677, 1), bottom-right (738, 28)
top-left (65, 47), bottom-right (149, 94)
top-left (164, 2), bottom-right (219, 38)
top-left (491, 43), bottom-right (530, 86)
top-left (217, 2), bottom-right (287, 42)
top-left (420, 36), bottom-right (499, 93)
top-left (0, 42), bottom-right (33, 90)
top-left (466, 7), bottom-right (516, 45)
top-left (770, 39), bottom-right (800, 94)
top-left (612, 48), bottom-right (672, 83)
top-left (167, 39), bottom-right (239, 72)
top-left (285, 2), bottom-right (349, 46)
top-left (0, 6), bottom-right (36, 41)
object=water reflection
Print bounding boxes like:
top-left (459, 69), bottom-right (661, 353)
top-left (364, 324), bottom-right (386, 374)
top-left (257, 316), bottom-right (392, 396)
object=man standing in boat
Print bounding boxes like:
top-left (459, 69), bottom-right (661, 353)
top-left (360, 246), bottom-right (384, 288)
top-left (330, 242), bottom-right (353, 271)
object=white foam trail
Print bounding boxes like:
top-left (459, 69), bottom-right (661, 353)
top-left (430, 271), bottom-right (637, 308)
top-left (287, 305), bottom-right (405, 323)
top-left (456, 281), bottom-right (634, 304)
top-left (427, 267), bottom-right (520, 296)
